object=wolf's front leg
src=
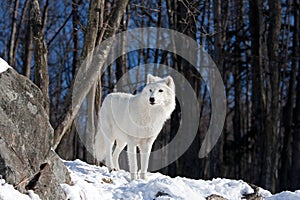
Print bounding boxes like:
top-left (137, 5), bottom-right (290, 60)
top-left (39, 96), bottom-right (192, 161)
top-left (127, 144), bottom-right (138, 180)
top-left (140, 143), bottom-right (153, 180)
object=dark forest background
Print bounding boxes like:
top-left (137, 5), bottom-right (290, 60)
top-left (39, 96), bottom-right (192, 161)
top-left (0, 0), bottom-right (299, 193)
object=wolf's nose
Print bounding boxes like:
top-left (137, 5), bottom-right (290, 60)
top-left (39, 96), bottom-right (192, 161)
top-left (149, 97), bottom-right (155, 103)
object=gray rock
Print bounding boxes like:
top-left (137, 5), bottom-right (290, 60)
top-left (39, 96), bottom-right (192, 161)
top-left (206, 194), bottom-right (228, 200)
top-left (46, 149), bottom-right (71, 185)
top-left (0, 69), bottom-right (70, 199)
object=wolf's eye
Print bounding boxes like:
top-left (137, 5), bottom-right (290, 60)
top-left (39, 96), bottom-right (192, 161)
top-left (159, 89), bottom-right (163, 92)
top-left (149, 89), bottom-right (152, 92)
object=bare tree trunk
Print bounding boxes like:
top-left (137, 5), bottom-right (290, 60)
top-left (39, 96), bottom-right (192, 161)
top-left (81, 0), bottom-right (101, 60)
top-left (210, 0), bottom-right (227, 179)
top-left (72, 0), bottom-right (80, 74)
top-left (23, 7), bottom-right (33, 78)
top-left (232, 0), bottom-right (244, 179)
top-left (8, 0), bottom-right (19, 67)
top-left (13, 0), bottom-right (30, 70)
top-left (213, 0), bottom-right (224, 76)
top-left (65, 0), bottom-right (82, 161)
top-left (30, 0), bottom-right (50, 115)
top-left (279, 0), bottom-right (296, 189)
top-left (53, 0), bottom-right (130, 150)
top-left (115, 14), bottom-right (127, 85)
top-left (96, 0), bottom-right (109, 47)
top-left (291, 0), bottom-right (300, 190)
top-left (41, 0), bottom-right (49, 31)
top-left (262, 0), bottom-right (282, 192)
top-left (249, 0), bottom-right (266, 186)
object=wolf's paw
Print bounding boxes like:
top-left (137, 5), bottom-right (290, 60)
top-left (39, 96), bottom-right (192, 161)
top-left (140, 173), bottom-right (148, 180)
top-left (130, 173), bottom-right (138, 180)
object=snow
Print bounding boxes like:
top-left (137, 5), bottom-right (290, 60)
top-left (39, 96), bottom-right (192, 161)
top-left (0, 179), bottom-right (40, 200)
top-left (0, 57), bottom-right (12, 73)
top-left (266, 191), bottom-right (300, 200)
top-left (59, 160), bottom-right (290, 200)
top-left (0, 159), bottom-right (299, 200)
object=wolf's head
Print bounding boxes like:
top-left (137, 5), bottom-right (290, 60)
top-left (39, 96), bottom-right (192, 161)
top-left (141, 74), bottom-right (176, 110)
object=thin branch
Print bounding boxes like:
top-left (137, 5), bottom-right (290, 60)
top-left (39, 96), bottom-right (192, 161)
top-left (47, 12), bottom-right (73, 47)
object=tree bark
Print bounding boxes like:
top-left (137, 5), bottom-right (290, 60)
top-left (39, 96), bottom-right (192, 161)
top-left (262, 0), bottom-right (281, 192)
top-left (209, 0), bottom-right (228, 179)
top-left (213, 0), bottom-right (224, 75)
top-left (30, 0), bottom-right (50, 115)
top-left (115, 14), bottom-right (128, 90)
top-left (291, 0), bottom-right (300, 190)
top-left (279, 0), bottom-right (296, 188)
top-left (23, 7), bottom-right (33, 78)
top-left (249, 0), bottom-right (266, 186)
top-left (72, 0), bottom-right (80, 75)
top-left (41, 0), bottom-right (49, 31)
top-left (232, 0), bottom-right (244, 179)
top-left (12, 0), bottom-right (30, 71)
top-left (8, 0), bottom-right (19, 67)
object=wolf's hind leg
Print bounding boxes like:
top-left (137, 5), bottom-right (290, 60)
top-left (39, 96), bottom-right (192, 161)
top-left (105, 138), bottom-right (114, 170)
top-left (113, 140), bottom-right (126, 170)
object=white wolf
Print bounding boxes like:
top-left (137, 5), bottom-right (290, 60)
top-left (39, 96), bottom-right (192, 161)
top-left (95, 74), bottom-right (176, 180)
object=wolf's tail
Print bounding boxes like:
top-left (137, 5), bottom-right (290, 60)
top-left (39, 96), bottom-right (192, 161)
top-left (94, 120), bottom-right (105, 162)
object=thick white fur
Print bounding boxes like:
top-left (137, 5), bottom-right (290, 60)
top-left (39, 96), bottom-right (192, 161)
top-left (95, 74), bottom-right (176, 180)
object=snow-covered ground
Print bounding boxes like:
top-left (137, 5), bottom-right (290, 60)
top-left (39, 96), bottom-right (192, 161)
top-left (0, 179), bottom-right (40, 200)
top-left (0, 57), bottom-right (12, 73)
top-left (1, 159), bottom-right (300, 200)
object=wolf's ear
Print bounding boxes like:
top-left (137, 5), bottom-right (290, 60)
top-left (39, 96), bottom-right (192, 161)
top-left (165, 76), bottom-right (175, 91)
top-left (147, 74), bottom-right (155, 84)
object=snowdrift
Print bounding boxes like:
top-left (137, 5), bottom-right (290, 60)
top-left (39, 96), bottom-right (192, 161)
top-left (1, 159), bottom-right (300, 200)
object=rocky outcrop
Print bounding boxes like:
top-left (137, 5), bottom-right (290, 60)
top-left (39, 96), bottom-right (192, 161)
top-left (0, 68), bottom-right (70, 199)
